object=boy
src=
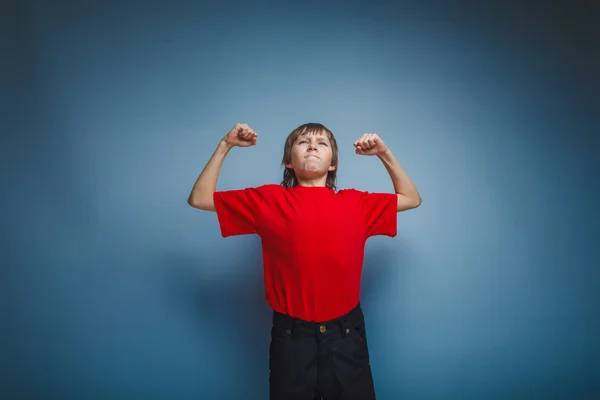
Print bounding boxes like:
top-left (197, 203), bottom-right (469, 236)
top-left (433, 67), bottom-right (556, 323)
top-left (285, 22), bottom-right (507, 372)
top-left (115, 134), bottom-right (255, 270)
top-left (188, 123), bottom-right (421, 399)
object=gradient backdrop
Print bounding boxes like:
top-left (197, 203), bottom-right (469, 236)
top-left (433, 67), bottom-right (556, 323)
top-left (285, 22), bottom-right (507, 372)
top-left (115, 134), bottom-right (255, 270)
top-left (3, 1), bottom-right (598, 399)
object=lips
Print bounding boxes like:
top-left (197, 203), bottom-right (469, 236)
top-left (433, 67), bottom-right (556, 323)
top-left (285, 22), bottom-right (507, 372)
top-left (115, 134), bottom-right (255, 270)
top-left (305, 155), bottom-right (320, 159)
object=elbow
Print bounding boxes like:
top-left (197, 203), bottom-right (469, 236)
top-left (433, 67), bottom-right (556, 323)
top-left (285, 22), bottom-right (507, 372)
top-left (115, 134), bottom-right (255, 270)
top-left (414, 195), bottom-right (422, 208)
top-left (396, 193), bottom-right (422, 212)
top-left (187, 196), bottom-right (200, 208)
top-left (187, 195), bottom-right (215, 212)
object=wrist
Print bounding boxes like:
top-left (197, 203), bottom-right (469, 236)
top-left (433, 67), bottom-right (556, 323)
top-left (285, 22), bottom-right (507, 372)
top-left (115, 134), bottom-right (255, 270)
top-left (219, 139), bottom-right (234, 151)
top-left (377, 148), bottom-right (393, 159)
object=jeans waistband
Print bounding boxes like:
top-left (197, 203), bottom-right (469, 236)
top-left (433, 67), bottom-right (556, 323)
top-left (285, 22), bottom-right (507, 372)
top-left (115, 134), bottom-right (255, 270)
top-left (272, 303), bottom-right (365, 336)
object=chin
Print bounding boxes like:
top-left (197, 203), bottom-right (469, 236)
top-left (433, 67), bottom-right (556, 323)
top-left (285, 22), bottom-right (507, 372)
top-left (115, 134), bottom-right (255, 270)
top-left (301, 166), bottom-right (324, 174)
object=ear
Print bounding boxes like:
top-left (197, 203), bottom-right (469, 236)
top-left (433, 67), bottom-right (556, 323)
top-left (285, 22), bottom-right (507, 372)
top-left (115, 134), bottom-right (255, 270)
top-left (328, 164), bottom-right (336, 171)
top-left (285, 163), bottom-right (293, 169)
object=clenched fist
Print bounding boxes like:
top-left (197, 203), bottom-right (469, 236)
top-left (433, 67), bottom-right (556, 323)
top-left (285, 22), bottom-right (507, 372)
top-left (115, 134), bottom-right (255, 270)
top-left (353, 133), bottom-right (388, 156)
top-left (222, 123), bottom-right (258, 148)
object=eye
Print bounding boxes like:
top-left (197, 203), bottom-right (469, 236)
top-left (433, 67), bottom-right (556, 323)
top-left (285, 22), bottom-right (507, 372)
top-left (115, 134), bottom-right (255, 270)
top-left (299, 140), bottom-right (308, 144)
top-left (319, 141), bottom-right (328, 146)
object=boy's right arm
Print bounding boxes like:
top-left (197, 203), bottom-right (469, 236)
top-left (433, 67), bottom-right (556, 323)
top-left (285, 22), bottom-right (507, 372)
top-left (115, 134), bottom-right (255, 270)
top-left (187, 123), bottom-right (258, 211)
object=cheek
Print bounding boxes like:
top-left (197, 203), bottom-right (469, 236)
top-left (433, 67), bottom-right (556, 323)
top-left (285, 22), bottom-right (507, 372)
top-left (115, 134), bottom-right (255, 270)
top-left (291, 149), bottom-right (303, 164)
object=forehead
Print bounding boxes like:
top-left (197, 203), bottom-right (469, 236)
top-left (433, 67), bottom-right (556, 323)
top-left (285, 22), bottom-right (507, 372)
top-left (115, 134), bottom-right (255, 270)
top-left (296, 130), bottom-right (331, 141)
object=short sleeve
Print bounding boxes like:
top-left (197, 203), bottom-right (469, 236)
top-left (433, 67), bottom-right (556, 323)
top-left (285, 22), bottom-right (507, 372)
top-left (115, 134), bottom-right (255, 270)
top-left (213, 187), bottom-right (263, 237)
top-left (360, 192), bottom-right (398, 238)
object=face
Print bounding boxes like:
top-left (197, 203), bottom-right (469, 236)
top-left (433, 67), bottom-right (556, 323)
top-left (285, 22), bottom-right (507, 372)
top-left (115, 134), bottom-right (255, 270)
top-left (286, 131), bottom-right (336, 179)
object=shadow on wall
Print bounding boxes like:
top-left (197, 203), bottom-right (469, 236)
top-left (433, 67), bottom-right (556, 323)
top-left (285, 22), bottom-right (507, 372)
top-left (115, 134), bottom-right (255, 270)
top-left (362, 237), bottom-right (411, 295)
top-left (157, 243), bottom-right (272, 398)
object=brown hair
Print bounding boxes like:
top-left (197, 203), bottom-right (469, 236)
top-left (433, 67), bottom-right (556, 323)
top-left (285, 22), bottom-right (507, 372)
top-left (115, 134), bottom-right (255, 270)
top-left (281, 123), bottom-right (339, 190)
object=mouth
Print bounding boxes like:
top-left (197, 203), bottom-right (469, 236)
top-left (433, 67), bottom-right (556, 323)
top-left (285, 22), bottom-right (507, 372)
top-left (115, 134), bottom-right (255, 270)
top-left (305, 155), bottom-right (320, 159)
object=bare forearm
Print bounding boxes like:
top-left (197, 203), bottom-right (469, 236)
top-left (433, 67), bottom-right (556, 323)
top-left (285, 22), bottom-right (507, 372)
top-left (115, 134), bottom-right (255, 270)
top-left (378, 148), bottom-right (422, 204)
top-left (188, 140), bottom-right (233, 211)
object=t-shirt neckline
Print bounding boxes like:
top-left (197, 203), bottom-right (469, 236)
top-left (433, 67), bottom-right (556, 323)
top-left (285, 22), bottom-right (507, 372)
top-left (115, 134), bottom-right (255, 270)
top-left (294, 185), bottom-right (331, 190)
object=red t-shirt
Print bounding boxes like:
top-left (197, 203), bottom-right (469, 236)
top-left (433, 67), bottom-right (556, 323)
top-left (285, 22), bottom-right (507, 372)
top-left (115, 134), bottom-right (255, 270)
top-left (213, 184), bottom-right (397, 322)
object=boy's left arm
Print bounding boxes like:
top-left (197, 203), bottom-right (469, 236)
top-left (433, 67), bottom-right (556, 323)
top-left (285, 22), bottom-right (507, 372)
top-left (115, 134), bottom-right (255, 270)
top-left (354, 133), bottom-right (422, 212)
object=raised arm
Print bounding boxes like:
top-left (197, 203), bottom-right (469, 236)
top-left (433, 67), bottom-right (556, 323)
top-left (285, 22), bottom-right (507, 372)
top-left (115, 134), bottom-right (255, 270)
top-left (187, 123), bottom-right (258, 211)
top-left (354, 133), bottom-right (422, 212)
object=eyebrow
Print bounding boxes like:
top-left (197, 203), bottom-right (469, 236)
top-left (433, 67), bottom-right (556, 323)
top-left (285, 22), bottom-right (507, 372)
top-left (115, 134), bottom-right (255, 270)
top-left (297, 134), bottom-right (330, 142)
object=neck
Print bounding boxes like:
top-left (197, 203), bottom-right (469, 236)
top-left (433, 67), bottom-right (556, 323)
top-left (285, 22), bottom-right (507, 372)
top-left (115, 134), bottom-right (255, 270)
top-left (296, 176), bottom-right (328, 187)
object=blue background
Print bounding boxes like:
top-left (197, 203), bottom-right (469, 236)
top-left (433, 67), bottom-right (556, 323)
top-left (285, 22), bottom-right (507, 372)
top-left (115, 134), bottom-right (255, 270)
top-left (3, 1), bottom-right (598, 398)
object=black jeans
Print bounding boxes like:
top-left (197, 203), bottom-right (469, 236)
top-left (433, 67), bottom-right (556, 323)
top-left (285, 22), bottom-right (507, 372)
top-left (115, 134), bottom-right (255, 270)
top-left (269, 303), bottom-right (376, 400)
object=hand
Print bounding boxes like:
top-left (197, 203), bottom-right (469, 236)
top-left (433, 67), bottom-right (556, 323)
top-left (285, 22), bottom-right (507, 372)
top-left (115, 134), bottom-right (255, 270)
top-left (222, 123), bottom-right (258, 148)
top-left (353, 133), bottom-right (388, 156)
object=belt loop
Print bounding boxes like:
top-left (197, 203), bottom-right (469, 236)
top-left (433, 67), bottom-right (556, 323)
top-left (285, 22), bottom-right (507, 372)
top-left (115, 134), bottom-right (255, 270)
top-left (289, 318), bottom-right (299, 339)
top-left (340, 314), bottom-right (350, 336)
top-left (350, 302), bottom-right (361, 326)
